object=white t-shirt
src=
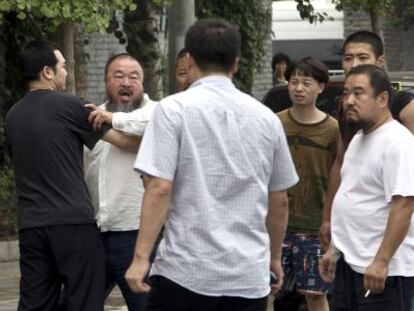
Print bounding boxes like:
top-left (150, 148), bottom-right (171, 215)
top-left (332, 120), bottom-right (414, 276)
top-left (134, 75), bottom-right (298, 298)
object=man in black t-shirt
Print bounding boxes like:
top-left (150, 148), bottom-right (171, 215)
top-left (5, 40), bottom-right (139, 311)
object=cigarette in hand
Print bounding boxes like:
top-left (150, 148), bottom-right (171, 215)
top-left (364, 290), bottom-right (371, 298)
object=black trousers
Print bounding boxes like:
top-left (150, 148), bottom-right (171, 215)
top-left (145, 275), bottom-right (267, 311)
top-left (18, 224), bottom-right (105, 311)
top-left (331, 256), bottom-right (414, 311)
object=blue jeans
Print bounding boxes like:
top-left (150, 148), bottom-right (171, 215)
top-left (101, 230), bottom-right (160, 311)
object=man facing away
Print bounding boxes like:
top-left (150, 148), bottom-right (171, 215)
top-left (124, 18), bottom-right (299, 311)
top-left (84, 53), bottom-right (158, 310)
top-left (5, 41), bottom-right (139, 311)
top-left (274, 57), bottom-right (338, 311)
top-left (320, 64), bottom-right (414, 310)
top-left (319, 30), bottom-right (414, 251)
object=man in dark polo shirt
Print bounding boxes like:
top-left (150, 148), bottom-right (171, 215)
top-left (5, 40), bottom-right (139, 311)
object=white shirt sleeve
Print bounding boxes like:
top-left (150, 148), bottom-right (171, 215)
top-left (383, 141), bottom-right (414, 202)
top-left (268, 118), bottom-right (299, 192)
top-left (112, 98), bottom-right (158, 136)
top-left (134, 101), bottom-right (181, 181)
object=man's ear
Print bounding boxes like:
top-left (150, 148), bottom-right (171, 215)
top-left (186, 53), bottom-right (195, 70)
top-left (378, 90), bottom-right (389, 108)
top-left (318, 82), bottom-right (326, 94)
top-left (40, 66), bottom-right (54, 81)
top-left (230, 57), bottom-right (239, 75)
top-left (376, 55), bottom-right (386, 69)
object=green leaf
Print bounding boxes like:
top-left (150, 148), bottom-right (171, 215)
top-left (17, 12), bottom-right (26, 19)
top-left (62, 5), bottom-right (70, 18)
top-left (0, 2), bottom-right (12, 11)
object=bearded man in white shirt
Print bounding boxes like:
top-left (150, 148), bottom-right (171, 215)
top-left (84, 53), bottom-right (158, 310)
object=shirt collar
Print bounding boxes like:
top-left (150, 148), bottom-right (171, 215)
top-left (190, 75), bottom-right (234, 89)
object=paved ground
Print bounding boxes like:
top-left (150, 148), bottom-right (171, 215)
top-left (0, 260), bottom-right (127, 311)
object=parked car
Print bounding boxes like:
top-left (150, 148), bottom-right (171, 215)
top-left (262, 72), bottom-right (414, 117)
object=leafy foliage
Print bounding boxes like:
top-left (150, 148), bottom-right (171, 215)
top-left (0, 0), bottom-right (137, 32)
top-left (0, 161), bottom-right (17, 239)
top-left (294, 0), bottom-right (414, 30)
top-left (294, 0), bottom-right (334, 24)
top-left (196, 0), bottom-right (272, 93)
top-left (392, 0), bottom-right (414, 30)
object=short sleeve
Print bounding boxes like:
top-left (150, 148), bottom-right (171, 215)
top-left (391, 90), bottom-right (414, 121)
top-left (268, 119), bottom-right (299, 192)
top-left (67, 97), bottom-right (111, 150)
top-left (134, 101), bottom-right (181, 181)
top-left (383, 141), bottom-right (414, 202)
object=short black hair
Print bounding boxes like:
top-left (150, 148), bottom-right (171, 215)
top-left (343, 31), bottom-right (384, 58)
top-left (185, 18), bottom-right (241, 72)
top-left (176, 48), bottom-right (187, 60)
top-left (347, 64), bottom-right (392, 107)
top-left (104, 53), bottom-right (141, 79)
top-left (271, 53), bottom-right (290, 71)
top-left (21, 40), bottom-right (59, 84)
top-left (285, 57), bottom-right (329, 84)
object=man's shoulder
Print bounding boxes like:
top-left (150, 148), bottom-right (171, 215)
top-left (276, 109), bottom-right (289, 120)
top-left (323, 114), bottom-right (339, 128)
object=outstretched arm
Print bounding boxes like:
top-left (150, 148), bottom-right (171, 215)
top-left (267, 190), bottom-right (289, 293)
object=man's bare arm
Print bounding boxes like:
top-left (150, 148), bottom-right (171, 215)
top-left (125, 176), bottom-right (172, 293)
top-left (364, 196), bottom-right (414, 293)
top-left (267, 190), bottom-right (289, 292)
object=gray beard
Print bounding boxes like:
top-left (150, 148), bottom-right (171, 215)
top-left (106, 94), bottom-right (143, 113)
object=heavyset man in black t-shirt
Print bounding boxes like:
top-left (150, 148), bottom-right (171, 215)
top-left (5, 40), bottom-right (140, 311)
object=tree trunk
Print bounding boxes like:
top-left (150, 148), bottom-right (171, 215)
top-left (168, 0), bottom-right (196, 94)
top-left (49, 23), bottom-right (75, 94)
top-left (73, 24), bottom-right (88, 99)
top-left (124, 0), bottom-right (163, 100)
top-left (369, 8), bottom-right (386, 69)
top-left (370, 8), bottom-right (383, 39)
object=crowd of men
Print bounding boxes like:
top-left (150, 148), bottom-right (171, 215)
top-left (4, 16), bottom-right (414, 311)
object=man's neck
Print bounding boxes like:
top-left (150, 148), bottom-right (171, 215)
top-left (289, 104), bottom-right (325, 124)
top-left (28, 80), bottom-right (56, 92)
top-left (363, 113), bottom-right (393, 134)
top-left (190, 70), bottom-right (232, 84)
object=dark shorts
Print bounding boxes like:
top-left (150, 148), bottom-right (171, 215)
top-left (331, 255), bottom-right (414, 311)
top-left (281, 233), bottom-right (332, 295)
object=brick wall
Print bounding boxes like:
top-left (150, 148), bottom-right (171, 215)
top-left (344, 10), bottom-right (414, 71)
top-left (83, 32), bottom-right (126, 104)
